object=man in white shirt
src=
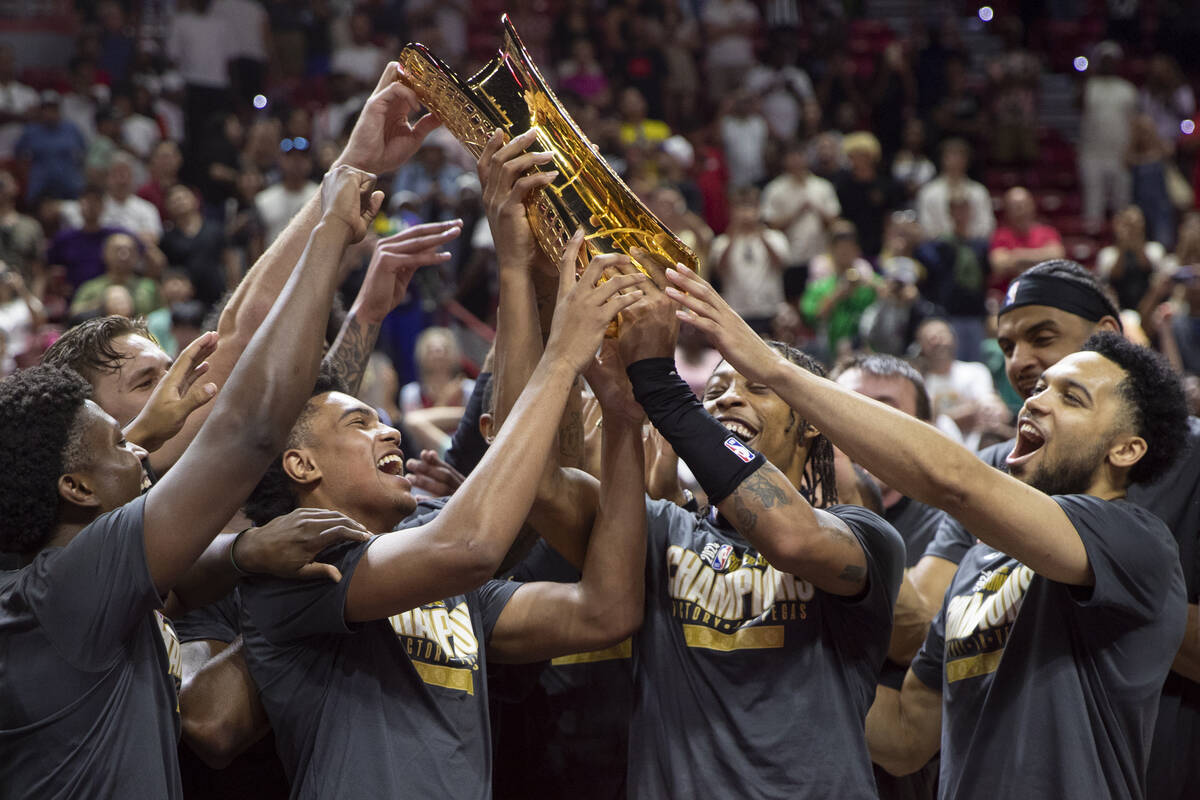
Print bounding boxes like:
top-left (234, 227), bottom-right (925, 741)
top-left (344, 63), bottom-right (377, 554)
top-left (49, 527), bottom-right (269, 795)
top-left (1079, 42), bottom-right (1138, 232)
top-left (711, 187), bottom-right (789, 332)
top-left (167, 0), bottom-right (232, 147)
top-left (916, 138), bottom-right (995, 240)
top-left (210, 0), bottom-right (268, 105)
top-left (102, 154), bottom-right (163, 243)
top-left (256, 139), bottom-right (319, 246)
top-left (331, 10), bottom-right (386, 90)
top-left (761, 142), bottom-right (840, 270)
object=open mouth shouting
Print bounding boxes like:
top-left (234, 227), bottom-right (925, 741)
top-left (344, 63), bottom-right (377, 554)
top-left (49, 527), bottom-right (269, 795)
top-left (1005, 417), bottom-right (1046, 470)
top-left (376, 452), bottom-right (405, 476)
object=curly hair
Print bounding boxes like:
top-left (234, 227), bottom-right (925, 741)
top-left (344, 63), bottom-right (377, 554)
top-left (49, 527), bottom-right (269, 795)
top-left (1023, 259), bottom-right (1123, 330)
top-left (41, 315), bottom-right (157, 380)
top-left (767, 342), bottom-right (838, 507)
top-left (243, 368), bottom-right (348, 527)
top-left (1082, 331), bottom-right (1187, 485)
top-left (0, 367), bottom-right (93, 553)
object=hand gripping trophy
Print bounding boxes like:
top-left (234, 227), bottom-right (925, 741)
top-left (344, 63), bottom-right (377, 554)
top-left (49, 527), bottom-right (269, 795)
top-left (397, 14), bottom-right (698, 278)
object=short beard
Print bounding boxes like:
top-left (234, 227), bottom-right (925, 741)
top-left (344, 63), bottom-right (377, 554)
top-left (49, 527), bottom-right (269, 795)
top-left (1020, 440), bottom-right (1107, 497)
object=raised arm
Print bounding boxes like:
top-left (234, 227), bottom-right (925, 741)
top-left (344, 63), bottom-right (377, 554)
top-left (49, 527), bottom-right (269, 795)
top-left (342, 236), bottom-right (645, 621)
top-left (486, 343), bottom-right (648, 663)
top-left (666, 263), bottom-right (1092, 586)
top-left (323, 221), bottom-right (462, 395)
top-left (619, 261), bottom-right (869, 596)
top-left (149, 62), bottom-right (439, 473)
top-left (142, 166), bottom-right (384, 595)
top-left (479, 129), bottom-right (605, 568)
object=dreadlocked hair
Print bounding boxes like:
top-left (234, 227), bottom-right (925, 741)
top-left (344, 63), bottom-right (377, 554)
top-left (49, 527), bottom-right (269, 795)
top-left (766, 341), bottom-right (837, 507)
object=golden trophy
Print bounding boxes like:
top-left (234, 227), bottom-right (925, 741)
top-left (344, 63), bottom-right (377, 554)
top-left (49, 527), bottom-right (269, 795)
top-left (397, 14), bottom-right (698, 275)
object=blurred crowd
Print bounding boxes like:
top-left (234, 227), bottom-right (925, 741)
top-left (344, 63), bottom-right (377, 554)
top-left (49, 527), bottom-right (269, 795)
top-left (2, 0), bottom-right (1200, 453)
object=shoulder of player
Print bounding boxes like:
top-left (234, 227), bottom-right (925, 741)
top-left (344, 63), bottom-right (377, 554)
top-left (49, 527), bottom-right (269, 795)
top-left (1055, 494), bottom-right (1178, 554)
top-left (824, 504), bottom-right (905, 563)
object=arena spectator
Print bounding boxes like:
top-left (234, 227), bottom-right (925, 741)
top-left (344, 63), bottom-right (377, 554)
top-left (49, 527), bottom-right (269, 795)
top-left (167, 0), bottom-right (234, 150)
top-left (1096, 205), bottom-right (1168, 311)
top-left (557, 38), bottom-right (611, 107)
top-left (915, 192), bottom-right (992, 361)
top-left (1079, 41), bottom-right (1138, 233)
top-left (914, 317), bottom-right (1007, 447)
top-left (69, 232), bottom-right (163, 319)
top-left (1128, 113), bottom-right (1176, 248)
top-left (761, 140), bottom-right (841, 274)
top-left (330, 9), bottom-right (387, 89)
top-left (1168, 266), bottom-right (1200, 375)
top-left (15, 92), bottom-right (87, 203)
top-left (400, 326), bottom-right (475, 412)
top-left (802, 219), bottom-right (878, 359)
top-left (0, 45), bottom-right (40, 161)
top-left (0, 170), bottom-right (46, 287)
top-left (617, 87), bottom-right (670, 150)
top-left (1140, 55), bottom-right (1195, 148)
top-left (891, 118), bottom-right (936, 201)
top-left (916, 138), bottom-right (995, 240)
top-left (718, 90), bottom-right (769, 189)
top-left (930, 55), bottom-right (984, 147)
top-left (210, 0), bottom-right (270, 108)
top-left (160, 185), bottom-right (235, 310)
top-left (989, 186), bottom-right (1065, 290)
top-left (137, 140), bottom-right (184, 219)
top-left (701, 0), bottom-right (760, 98)
top-left (744, 36), bottom-right (818, 142)
top-left (0, 263), bottom-right (45, 376)
top-left (869, 42), bottom-right (917, 162)
top-left (59, 57), bottom-right (106, 143)
top-left (710, 187), bottom-right (789, 333)
top-left (101, 153), bottom-right (164, 243)
top-left (255, 138), bottom-right (318, 246)
top-left (835, 131), bottom-right (903, 258)
top-left (47, 185), bottom-right (128, 290)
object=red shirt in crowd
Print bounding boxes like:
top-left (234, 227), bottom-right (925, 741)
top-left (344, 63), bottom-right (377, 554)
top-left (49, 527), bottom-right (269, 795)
top-left (987, 223), bottom-right (1063, 293)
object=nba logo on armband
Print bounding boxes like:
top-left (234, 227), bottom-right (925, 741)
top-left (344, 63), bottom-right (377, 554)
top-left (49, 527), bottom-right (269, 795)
top-left (724, 436), bottom-right (755, 463)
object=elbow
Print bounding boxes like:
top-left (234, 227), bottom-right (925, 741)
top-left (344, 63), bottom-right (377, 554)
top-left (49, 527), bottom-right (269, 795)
top-left (180, 700), bottom-right (245, 769)
top-left (873, 749), bottom-right (924, 778)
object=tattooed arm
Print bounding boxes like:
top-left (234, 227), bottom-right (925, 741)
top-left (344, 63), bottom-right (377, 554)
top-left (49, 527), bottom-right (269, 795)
top-left (325, 313), bottom-right (380, 395)
top-left (324, 222), bottom-right (462, 395)
top-left (718, 464), bottom-right (869, 596)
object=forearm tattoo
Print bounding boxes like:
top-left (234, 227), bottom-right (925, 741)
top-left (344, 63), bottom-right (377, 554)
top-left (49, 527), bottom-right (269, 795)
top-left (729, 466), bottom-right (791, 535)
top-left (324, 313), bottom-right (381, 397)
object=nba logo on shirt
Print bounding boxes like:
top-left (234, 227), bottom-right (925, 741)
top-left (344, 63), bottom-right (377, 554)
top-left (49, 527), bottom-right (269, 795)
top-left (724, 437), bottom-right (754, 463)
top-left (711, 544), bottom-right (734, 571)
top-left (1005, 280), bottom-right (1020, 306)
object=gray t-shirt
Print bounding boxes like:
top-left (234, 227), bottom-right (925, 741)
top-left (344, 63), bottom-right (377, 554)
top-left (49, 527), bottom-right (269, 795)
top-left (239, 503), bottom-right (520, 800)
top-left (0, 495), bottom-right (184, 799)
top-left (629, 500), bottom-right (905, 800)
top-left (910, 494), bottom-right (1187, 799)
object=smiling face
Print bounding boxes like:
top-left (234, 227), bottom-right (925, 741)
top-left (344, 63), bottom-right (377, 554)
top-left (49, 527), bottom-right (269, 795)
top-left (996, 306), bottom-right (1108, 398)
top-left (286, 392), bottom-right (415, 531)
top-left (88, 334), bottom-right (172, 427)
top-left (62, 400), bottom-right (151, 512)
top-left (1005, 351), bottom-right (1140, 495)
top-left (703, 361), bottom-right (810, 479)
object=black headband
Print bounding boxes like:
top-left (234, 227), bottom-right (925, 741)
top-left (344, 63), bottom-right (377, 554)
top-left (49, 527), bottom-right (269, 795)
top-left (999, 272), bottom-right (1119, 329)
